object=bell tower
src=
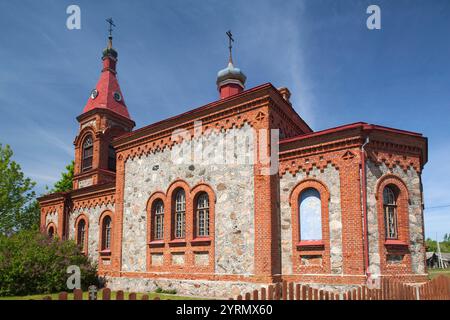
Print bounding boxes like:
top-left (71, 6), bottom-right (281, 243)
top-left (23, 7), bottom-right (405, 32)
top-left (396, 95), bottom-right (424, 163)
top-left (73, 19), bottom-right (135, 189)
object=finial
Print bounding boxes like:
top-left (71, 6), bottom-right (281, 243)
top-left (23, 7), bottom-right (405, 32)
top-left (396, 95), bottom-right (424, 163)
top-left (226, 30), bottom-right (234, 64)
top-left (106, 18), bottom-right (116, 49)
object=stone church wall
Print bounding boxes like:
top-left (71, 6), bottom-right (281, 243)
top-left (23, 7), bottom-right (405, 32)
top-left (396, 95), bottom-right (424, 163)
top-left (365, 160), bottom-right (425, 275)
top-left (69, 203), bottom-right (115, 263)
top-left (279, 164), bottom-right (343, 275)
top-left (121, 123), bottom-right (255, 274)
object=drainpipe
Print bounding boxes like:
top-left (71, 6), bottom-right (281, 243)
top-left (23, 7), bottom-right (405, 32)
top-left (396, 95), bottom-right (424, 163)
top-left (361, 136), bottom-right (370, 277)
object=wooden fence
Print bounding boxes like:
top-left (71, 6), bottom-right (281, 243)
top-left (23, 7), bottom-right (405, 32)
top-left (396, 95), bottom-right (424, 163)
top-left (41, 275), bottom-right (449, 300)
top-left (231, 275), bottom-right (450, 301)
top-left (42, 288), bottom-right (161, 300)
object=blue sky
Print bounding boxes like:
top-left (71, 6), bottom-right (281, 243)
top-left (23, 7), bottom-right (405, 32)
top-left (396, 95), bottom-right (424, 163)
top-left (0, 0), bottom-right (448, 240)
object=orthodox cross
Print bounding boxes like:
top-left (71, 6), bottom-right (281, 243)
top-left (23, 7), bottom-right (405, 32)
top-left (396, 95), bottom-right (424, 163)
top-left (226, 30), bottom-right (234, 63)
top-left (106, 18), bottom-right (116, 38)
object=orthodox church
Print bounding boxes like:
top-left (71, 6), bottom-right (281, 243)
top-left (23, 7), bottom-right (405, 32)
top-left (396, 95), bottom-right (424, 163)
top-left (38, 30), bottom-right (428, 297)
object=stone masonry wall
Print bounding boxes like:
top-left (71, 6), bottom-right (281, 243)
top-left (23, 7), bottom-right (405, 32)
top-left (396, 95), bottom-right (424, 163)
top-left (45, 211), bottom-right (58, 229)
top-left (279, 164), bottom-right (343, 274)
top-left (69, 203), bottom-right (115, 263)
top-left (366, 160), bottom-right (425, 275)
top-left (121, 124), bottom-right (255, 274)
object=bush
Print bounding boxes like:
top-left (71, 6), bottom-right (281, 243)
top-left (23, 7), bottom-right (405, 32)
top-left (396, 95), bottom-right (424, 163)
top-left (154, 287), bottom-right (176, 294)
top-left (0, 230), bottom-right (98, 296)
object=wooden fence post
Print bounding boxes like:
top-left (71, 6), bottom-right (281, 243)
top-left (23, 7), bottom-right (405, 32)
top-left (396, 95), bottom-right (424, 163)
top-left (102, 288), bottom-right (111, 300)
top-left (282, 281), bottom-right (287, 300)
top-left (268, 285), bottom-right (274, 300)
top-left (73, 288), bottom-right (83, 300)
top-left (252, 289), bottom-right (259, 300)
top-left (129, 293), bottom-right (137, 300)
top-left (141, 294), bottom-right (149, 300)
top-left (295, 284), bottom-right (301, 300)
top-left (261, 287), bottom-right (267, 300)
top-left (116, 290), bottom-right (124, 300)
top-left (289, 282), bottom-right (294, 300)
top-left (275, 283), bottom-right (281, 300)
top-left (237, 294), bottom-right (243, 300)
top-left (245, 292), bottom-right (251, 300)
top-left (58, 292), bottom-right (68, 300)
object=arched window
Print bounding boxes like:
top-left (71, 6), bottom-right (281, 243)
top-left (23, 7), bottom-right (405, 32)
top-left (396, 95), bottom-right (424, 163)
top-left (196, 193), bottom-right (210, 237)
top-left (102, 216), bottom-right (112, 250)
top-left (153, 200), bottom-right (164, 240)
top-left (383, 186), bottom-right (398, 239)
top-left (77, 219), bottom-right (86, 251)
top-left (174, 189), bottom-right (186, 238)
top-left (108, 144), bottom-right (116, 172)
top-left (48, 226), bottom-right (54, 239)
top-left (82, 136), bottom-right (93, 171)
top-left (299, 188), bottom-right (322, 240)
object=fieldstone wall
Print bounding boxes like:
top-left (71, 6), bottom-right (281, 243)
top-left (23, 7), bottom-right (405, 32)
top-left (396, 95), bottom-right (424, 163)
top-left (68, 203), bottom-right (115, 263)
top-left (122, 123), bottom-right (255, 274)
top-left (279, 164), bottom-right (343, 274)
top-left (106, 276), bottom-right (265, 298)
top-left (45, 211), bottom-right (58, 229)
top-left (365, 160), bottom-right (425, 275)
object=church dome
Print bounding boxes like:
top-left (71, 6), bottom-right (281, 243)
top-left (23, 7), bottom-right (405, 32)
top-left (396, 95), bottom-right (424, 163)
top-left (216, 61), bottom-right (246, 87)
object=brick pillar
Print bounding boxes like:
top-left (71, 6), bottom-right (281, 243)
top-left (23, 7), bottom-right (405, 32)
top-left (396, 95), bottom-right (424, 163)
top-left (253, 106), bottom-right (281, 279)
top-left (339, 150), bottom-right (365, 277)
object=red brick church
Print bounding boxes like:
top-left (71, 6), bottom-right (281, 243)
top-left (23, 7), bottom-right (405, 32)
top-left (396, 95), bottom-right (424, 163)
top-left (38, 31), bottom-right (428, 297)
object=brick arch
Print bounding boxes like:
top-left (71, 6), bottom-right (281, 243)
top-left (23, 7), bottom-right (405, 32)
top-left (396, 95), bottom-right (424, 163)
top-left (191, 183), bottom-right (215, 240)
top-left (166, 180), bottom-right (192, 241)
top-left (74, 213), bottom-right (89, 254)
top-left (375, 173), bottom-right (410, 201)
top-left (146, 191), bottom-right (166, 243)
top-left (74, 126), bottom-right (96, 146)
top-left (375, 174), bottom-right (412, 274)
top-left (289, 178), bottom-right (331, 274)
top-left (98, 210), bottom-right (113, 252)
top-left (46, 222), bottom-right (57, 239)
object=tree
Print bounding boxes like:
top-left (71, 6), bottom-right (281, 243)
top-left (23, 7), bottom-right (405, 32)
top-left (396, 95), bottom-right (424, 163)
top-left (0, 230), bottom-right (98, 296)
top-left (0, 144), bottom-right (40, 235)
top-left (50, 161), bottom-right (74, 193)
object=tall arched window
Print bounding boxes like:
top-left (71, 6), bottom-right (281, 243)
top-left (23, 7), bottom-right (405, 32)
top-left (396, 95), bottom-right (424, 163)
top-left (108, 144), bottom-right (116, 172)
top-left (383, 186), bottom-right (398, 239)
top-left (48, 226), bottom-right (55, 239)
top-left (153, 200), bottom-right (164, 240)
top-left (174, 189), bottom-right (186, 238)
top-left (196, 193), bottom-right (209, 237)
top-left (77, 219), bottom-right (86, 251)
top-left (82, 136), bottom-right (93, 171)
top-left (299, 188), bottom-right (322, 240)
top-left (102, 216), bottom-right (112, 250)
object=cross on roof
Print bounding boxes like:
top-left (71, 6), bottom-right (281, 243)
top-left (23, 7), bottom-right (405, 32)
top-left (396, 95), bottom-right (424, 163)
top-left (106, 18), bottom-right (116, 38)
top-left (226, 30), bottom-right (234, 63)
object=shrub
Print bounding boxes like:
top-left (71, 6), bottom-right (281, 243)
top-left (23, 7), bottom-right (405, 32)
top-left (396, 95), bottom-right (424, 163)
top-left (154, 287), bottom-right (176, 294)
top-left (0, 230), bottom-right (98, 296)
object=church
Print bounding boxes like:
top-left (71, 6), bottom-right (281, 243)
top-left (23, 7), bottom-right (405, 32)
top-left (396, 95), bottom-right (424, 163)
top-left (38, 30), bottom-right (428, 298)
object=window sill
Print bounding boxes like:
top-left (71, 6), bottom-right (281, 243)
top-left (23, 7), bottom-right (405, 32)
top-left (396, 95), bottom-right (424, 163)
top-left (296, 240), bottom-right (325, 251)
top-left (191, 237), bottom-right (212, 245)
top-left (169, 239), bottom-right (187, 246)
top-left (384, 240), bottom-right (408, 247)
top-left (99, 249), bottom-right (111, 256)
top-left (148, 240), bottom-right (165, 247)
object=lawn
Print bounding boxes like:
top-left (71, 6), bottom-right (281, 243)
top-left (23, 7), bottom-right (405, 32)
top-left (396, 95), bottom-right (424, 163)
top-left (0, 290), bottom-right (202, 300)
top-left (427, 268), bottom-right (450, 280)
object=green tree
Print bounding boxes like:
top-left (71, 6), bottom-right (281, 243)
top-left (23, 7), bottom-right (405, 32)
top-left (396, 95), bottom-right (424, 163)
top-left (0, 144), bottom-right (39, 235)
top-left (0, 230), bottom-right (98, 296)
top-left (50, 161), bottom-right (74, 193)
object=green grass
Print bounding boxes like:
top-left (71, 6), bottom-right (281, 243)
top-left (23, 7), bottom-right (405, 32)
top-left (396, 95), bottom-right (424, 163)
top-left (0, 290), bottom-right (202, 300)
top-left (428, 268), bottom-right (450, 280)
